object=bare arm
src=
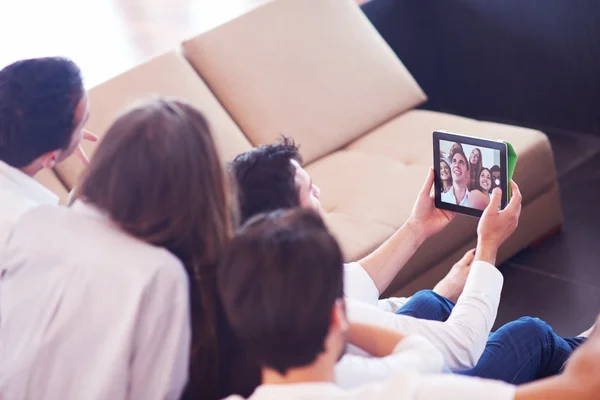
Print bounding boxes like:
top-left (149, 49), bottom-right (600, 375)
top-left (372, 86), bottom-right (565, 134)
top-left (335, 323), bottom-right (444, 388)
top-left (514, 378), bottom-right (587, 400)
top-left (357, 223), bottom-right (425, 294)
top-left (348, 184), bottom-right (523, 370)
top-left (357, 168), bottom-right (454, 293)
top-left (348, 322), bottom-right (407, 357)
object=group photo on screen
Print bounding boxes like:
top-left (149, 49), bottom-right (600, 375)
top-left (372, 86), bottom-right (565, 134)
top-left (439, 140), bottom-right (502, 211)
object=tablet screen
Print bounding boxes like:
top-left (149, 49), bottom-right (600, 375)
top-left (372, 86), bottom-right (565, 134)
top-left (434, 131), bottom-right (508, 217)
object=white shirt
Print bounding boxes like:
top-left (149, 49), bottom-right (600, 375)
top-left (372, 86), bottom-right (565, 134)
top-left (224, 372), bottom-right (516, 400)
top-left (334, 336), bottom-right (443, 388)
top-left (343, 261), bottom-right (503, 371)
top-left (343, 263), bottom-right (408, 313)
top-left (0, 202), bottom-right (191, 400)
top-left (441, 186), bottom-right (470, 206)
top-left (0, 161), bottom-right (58, 228)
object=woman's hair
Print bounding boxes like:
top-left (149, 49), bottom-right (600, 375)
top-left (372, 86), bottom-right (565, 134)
top-left (468, 148), bottom-right (483, 191)
top-left (78, 98), bottom-right (236, 399)
top-left (477, 167), bottom-right (492, 194)
top-left (439, 158), bottom-right (452, 192)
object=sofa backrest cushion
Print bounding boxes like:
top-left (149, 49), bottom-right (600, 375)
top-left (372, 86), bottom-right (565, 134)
top-left (182, 0), bottom-right (426, 164)
top-left (55, 51), bottom-right (251, 189)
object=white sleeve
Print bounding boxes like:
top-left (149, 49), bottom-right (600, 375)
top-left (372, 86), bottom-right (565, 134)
top-left (347, 372), bottom-right (516, 400)
top-left (344, 263), bottom-right (411, 313)
top-left (347, 261), bottom-right (503, 371)
top-left (334, 336), bottom-right (444, 389)
top-left (413, 374), bottom-right (517, 400)
top-left (128, 256), bottom-right (191, 400)
top-left (377, 296), bottom-right (411, 313)
top-left (344, 262), bottom-right (380, 307)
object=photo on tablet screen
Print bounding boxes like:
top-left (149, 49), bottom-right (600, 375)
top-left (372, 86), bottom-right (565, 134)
top-left (438, 142), bottom-right (506, 216)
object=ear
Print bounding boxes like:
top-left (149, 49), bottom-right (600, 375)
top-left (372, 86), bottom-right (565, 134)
top-left (39, 150), bottom-right (60, 169)
top-left (330, 299), bottom-right (349, 335)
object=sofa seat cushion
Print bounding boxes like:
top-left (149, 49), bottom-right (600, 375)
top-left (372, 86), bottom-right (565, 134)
top-left (55, 51), bottom-right (252, 189)
top-left (182, 0), bottom-right (426, 164)
top-left (308, 110), bottom-right (558, 262)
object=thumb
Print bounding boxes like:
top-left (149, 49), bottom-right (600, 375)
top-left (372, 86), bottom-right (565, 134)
top-left (418, 167), bottom-right (435, 198)
top-left (484, 188), bottom-right (502, 215)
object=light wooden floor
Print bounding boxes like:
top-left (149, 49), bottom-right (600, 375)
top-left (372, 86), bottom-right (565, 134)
top-left (1, 0), bottom-right (366, 88)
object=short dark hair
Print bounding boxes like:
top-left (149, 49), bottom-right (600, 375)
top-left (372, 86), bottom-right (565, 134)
top-left (490, 165), bottom-right (501, 174)
top-left (0, 57), bottom-right (84, 167)
top-left (449, 142), bottom-right (469, 170)
top-left (230, 137), bottom-right (302, 224)
top-left (218, 209), bottom-right (344, 375)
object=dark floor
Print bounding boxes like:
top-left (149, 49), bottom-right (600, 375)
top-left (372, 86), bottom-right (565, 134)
top-left (495, 128), bottom-right (600, 337)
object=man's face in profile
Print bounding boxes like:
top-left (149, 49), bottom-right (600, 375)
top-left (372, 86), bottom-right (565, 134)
top-left (57, 93), bottom-right (90, 163)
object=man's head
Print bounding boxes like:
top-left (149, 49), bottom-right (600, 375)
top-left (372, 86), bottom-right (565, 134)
top-left (230, 137), bottom-right (322, 224)
top-left (218, 209), bottom-right (347, 376)
top-left (0, 57), bottom-right (89, 173)
top-left (449, 142), bottom-right (469, 185)
top-left (490, 165), bottom-right (501, 188)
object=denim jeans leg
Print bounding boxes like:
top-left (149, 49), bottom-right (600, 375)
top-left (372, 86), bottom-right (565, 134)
top-left (396, 290), bottom-right (456, 322)
top-left (459, 317), bottom-right (586, 384)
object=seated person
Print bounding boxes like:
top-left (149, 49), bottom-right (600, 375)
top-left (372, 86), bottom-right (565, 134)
top-left (219, 208), bottom-right (600, 400)
top-left (229, 138), bottom-right (592, 384)
top-left (441, 142), bottom-right (489, 210)
top-left (220, 209), bottom-right (446, 389)
top-left (0, 99), bottom-right (234, 400)
top-left (0, 57), bottom-right (96, 229)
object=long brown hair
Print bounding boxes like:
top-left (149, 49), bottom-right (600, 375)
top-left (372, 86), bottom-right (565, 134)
top-left (468, 148), bottom-right (483, 191)
top-left (78, 98), bottom-right (235, 399)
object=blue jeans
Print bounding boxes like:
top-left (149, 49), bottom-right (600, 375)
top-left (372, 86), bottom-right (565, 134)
top-left (397, 290), bottom-right (586, 384)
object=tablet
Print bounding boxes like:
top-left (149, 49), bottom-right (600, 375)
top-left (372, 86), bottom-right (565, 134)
top-left (433, 130), bottom-right (509, 218)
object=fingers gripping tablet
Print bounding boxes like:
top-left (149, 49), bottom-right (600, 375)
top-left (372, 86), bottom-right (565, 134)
top-left (433, 130), bottom-right (517, 218)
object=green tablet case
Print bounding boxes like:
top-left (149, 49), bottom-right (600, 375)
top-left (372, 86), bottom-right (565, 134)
top-left (506, 141), bottom-right (518, 198)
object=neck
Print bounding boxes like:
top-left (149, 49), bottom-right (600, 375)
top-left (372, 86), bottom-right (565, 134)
top-left (262, 354), bottom-right (335, 386)
top-left (453, 183), bottom-right (467, 203)
top-left (19, 164), bottom-right (40, 178)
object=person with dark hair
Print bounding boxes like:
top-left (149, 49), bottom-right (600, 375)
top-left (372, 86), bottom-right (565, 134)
top-left (230, 138), bottom-right (593, 387)
top-left (477, 167), bottom-right (493, 197)
top-left (219, 209), bottom-right (600, 400)
top-left (468, 148), bottom-right (483, 191)
top-left (0, 57), bottom-right (96, 227)
top-left (439, 158), bottom-right (453, 193)
top-left (490, 165), bottom-right (502, 190)
top-left (231, 137), bottom-right (467, 303)
top-left (441, 142), bottom-right (471, 206)
top-left (231, 136), bottom-right (320, 220)
top-left (218, 209), bottom-right (444, 390)
top-left (441, 143), bottom-right (489, 210)
top-left (0, 99), bottom-right (234, 400)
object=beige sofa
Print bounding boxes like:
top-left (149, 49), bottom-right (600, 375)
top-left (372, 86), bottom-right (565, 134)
top-left (38, 0), bottom-right (562, 297)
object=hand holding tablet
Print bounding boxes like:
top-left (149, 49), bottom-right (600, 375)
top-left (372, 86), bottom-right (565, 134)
top-left (433, 130), bottom-right (518, 218)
